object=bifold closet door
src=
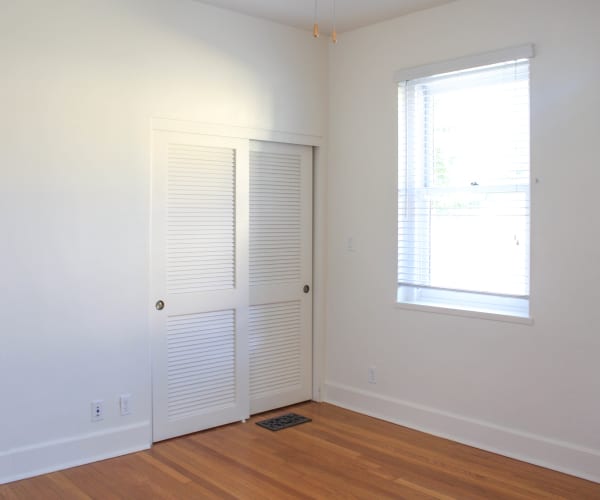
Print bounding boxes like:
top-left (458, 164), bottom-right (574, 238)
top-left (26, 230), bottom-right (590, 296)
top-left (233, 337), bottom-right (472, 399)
top-left (249, 141), bottom-right (313, 414)
top-left (151, 131), bottom-right (249, 442)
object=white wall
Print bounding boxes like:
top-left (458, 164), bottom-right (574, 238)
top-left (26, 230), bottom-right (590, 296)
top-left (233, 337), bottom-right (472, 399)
top-left (0, 0), bottom-right (327, 483)
top-left (325, 0), bottom-right (600, 482)
top-left (3, 0), bottom-right (599, 486)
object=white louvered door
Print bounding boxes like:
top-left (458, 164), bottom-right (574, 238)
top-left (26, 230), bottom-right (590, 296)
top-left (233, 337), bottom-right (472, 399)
top-left (151, 131), bottom-right (249, 442)
top-left (249, 141), bottom-right (312, 414)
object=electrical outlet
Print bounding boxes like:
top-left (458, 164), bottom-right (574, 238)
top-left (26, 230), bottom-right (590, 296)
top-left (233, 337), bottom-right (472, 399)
top-left (91, 400), bottom-right (104, 422)
top-left (347, 236), bottom-right (355, 252)
top-left (120, 394), bottom-right (132, 416)
top-left (368, 366), bottom-right (376, 384)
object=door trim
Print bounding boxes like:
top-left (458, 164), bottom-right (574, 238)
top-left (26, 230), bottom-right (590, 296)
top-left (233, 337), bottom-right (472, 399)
top-left (149, 118), bottom-right (326, 408)
top-left (151, 117), bottom-right (323, 147)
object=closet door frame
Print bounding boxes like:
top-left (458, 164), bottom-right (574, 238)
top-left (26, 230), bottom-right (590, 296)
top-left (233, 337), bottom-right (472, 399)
top-left (150, 118), bottom-right (325, 420)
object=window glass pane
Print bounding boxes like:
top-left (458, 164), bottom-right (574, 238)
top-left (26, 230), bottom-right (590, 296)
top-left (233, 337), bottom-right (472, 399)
top-left (428, 190), bottom-right (529, 296)
top-left (398, 59), bottom-right (530, 314)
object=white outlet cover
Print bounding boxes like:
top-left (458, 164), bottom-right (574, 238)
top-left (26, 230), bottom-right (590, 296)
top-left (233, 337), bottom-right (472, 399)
top-left (120, 394), bottom-right (132, 416)
top-left (347, 236), bottom-right (355, 252)
top-left (91, 400), bottom-right (104, 422)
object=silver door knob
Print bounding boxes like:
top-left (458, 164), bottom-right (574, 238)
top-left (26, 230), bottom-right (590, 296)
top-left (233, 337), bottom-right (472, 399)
top-left (155, 300), bottom-right (165, 311)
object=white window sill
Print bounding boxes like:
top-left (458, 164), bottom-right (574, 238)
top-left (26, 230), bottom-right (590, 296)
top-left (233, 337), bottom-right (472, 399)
top-left (395, 301), bottom-right (533, 325)
top-left (396, 286), bottom-right (532, 325)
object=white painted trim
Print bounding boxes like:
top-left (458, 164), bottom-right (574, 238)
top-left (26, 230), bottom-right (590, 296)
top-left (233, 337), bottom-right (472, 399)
top-left (394, 302), bottom-right (534, 325)
top-left (0, 422), bottom-right (151, 485)
top-left (151, 117), bottom-right (323, 147)
top-left (311, 144), bottom-right (327, 402)
top-left (394, 44), bottom-right (535, 82)
top-left (324, 382), bottom-right (600, 484)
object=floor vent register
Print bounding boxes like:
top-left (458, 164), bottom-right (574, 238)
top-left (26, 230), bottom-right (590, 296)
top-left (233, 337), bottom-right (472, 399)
top-left (256, 413), bottom-right (312, 431)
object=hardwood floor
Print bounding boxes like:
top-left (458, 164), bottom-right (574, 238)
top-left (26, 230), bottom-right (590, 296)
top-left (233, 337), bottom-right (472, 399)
top-left (1, 402), bottom-right (599, 499)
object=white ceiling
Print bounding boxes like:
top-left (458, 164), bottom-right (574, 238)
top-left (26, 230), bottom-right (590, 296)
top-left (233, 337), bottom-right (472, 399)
top-left (193, 0), bottom-right (455, 34)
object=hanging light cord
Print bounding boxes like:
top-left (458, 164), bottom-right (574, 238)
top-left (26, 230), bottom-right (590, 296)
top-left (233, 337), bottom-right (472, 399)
top-left (313, 0), bottom-right (320, 38)
top-left (312, 0), bottom-right (337, 43)
top-left (331, 0), bottom-right (337, 44)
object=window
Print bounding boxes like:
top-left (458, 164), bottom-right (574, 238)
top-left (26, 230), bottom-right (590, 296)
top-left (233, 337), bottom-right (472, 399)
top-left (397, 47), bottom-right (532, 319)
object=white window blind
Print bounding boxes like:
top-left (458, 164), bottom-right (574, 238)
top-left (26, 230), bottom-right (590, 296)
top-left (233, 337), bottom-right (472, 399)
top-left (398, 58), bottom-right (530, 318)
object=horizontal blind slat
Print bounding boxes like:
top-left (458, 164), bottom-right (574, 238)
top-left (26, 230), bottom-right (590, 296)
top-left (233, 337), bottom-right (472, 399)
top-left (398, 59), bottom-right (530, 298)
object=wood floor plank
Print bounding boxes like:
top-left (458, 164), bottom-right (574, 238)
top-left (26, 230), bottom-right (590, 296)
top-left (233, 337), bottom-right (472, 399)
top-left (1, 402), bottom-right (599, 499)
top-left (135, 453), bottom-right (192, 485)
top-left (198, 424), bottom-right (396, 499)
top-left (307, 417), bottom-right (553, 499)
top-left (149, 444), bottom-right (238, 499)
top-left (45, 474), bottom-right (91, 500)
top-left (190, 431), bottom-right (321, 497)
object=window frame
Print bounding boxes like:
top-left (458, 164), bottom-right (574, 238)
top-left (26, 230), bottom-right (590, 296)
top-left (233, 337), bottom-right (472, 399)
top-left (395, 45), bottom-right (535, 322)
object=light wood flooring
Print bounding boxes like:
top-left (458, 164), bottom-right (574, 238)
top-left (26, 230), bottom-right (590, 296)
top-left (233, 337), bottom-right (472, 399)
top-left (1, 402), bottom-right (599, 499)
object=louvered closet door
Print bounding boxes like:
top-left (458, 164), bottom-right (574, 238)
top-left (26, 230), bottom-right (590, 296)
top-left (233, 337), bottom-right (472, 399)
top-left (249, 141), bottom-right (312, 414)
top-left (151, 131), bottom-right (249, 442)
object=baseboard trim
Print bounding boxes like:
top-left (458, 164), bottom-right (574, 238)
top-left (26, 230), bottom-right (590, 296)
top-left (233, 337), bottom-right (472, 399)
top-left (0, 421), bottom-right (151, 485)
top-left (324, 381), bottom-right (600, 484)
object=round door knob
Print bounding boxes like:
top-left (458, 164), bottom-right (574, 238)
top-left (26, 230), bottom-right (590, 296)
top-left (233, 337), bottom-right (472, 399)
top-left (303, 285), bottom-right (310, 294)
top-left (155, 300), bottom-right (165, 311)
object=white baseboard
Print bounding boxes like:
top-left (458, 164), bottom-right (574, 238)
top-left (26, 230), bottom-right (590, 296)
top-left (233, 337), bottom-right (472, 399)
top-left (324, 381), bottom-right (600, 484)
top-left (0, 421), bottom-right (151, 485)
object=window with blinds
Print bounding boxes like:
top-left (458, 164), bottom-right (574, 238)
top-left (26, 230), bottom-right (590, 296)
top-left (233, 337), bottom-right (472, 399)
top-left (397, 56), bottom-right (531, 318)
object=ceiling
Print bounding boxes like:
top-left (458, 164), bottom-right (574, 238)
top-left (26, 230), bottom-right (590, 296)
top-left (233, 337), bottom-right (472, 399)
top-left (194, 0), bottom-right (455, 34)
